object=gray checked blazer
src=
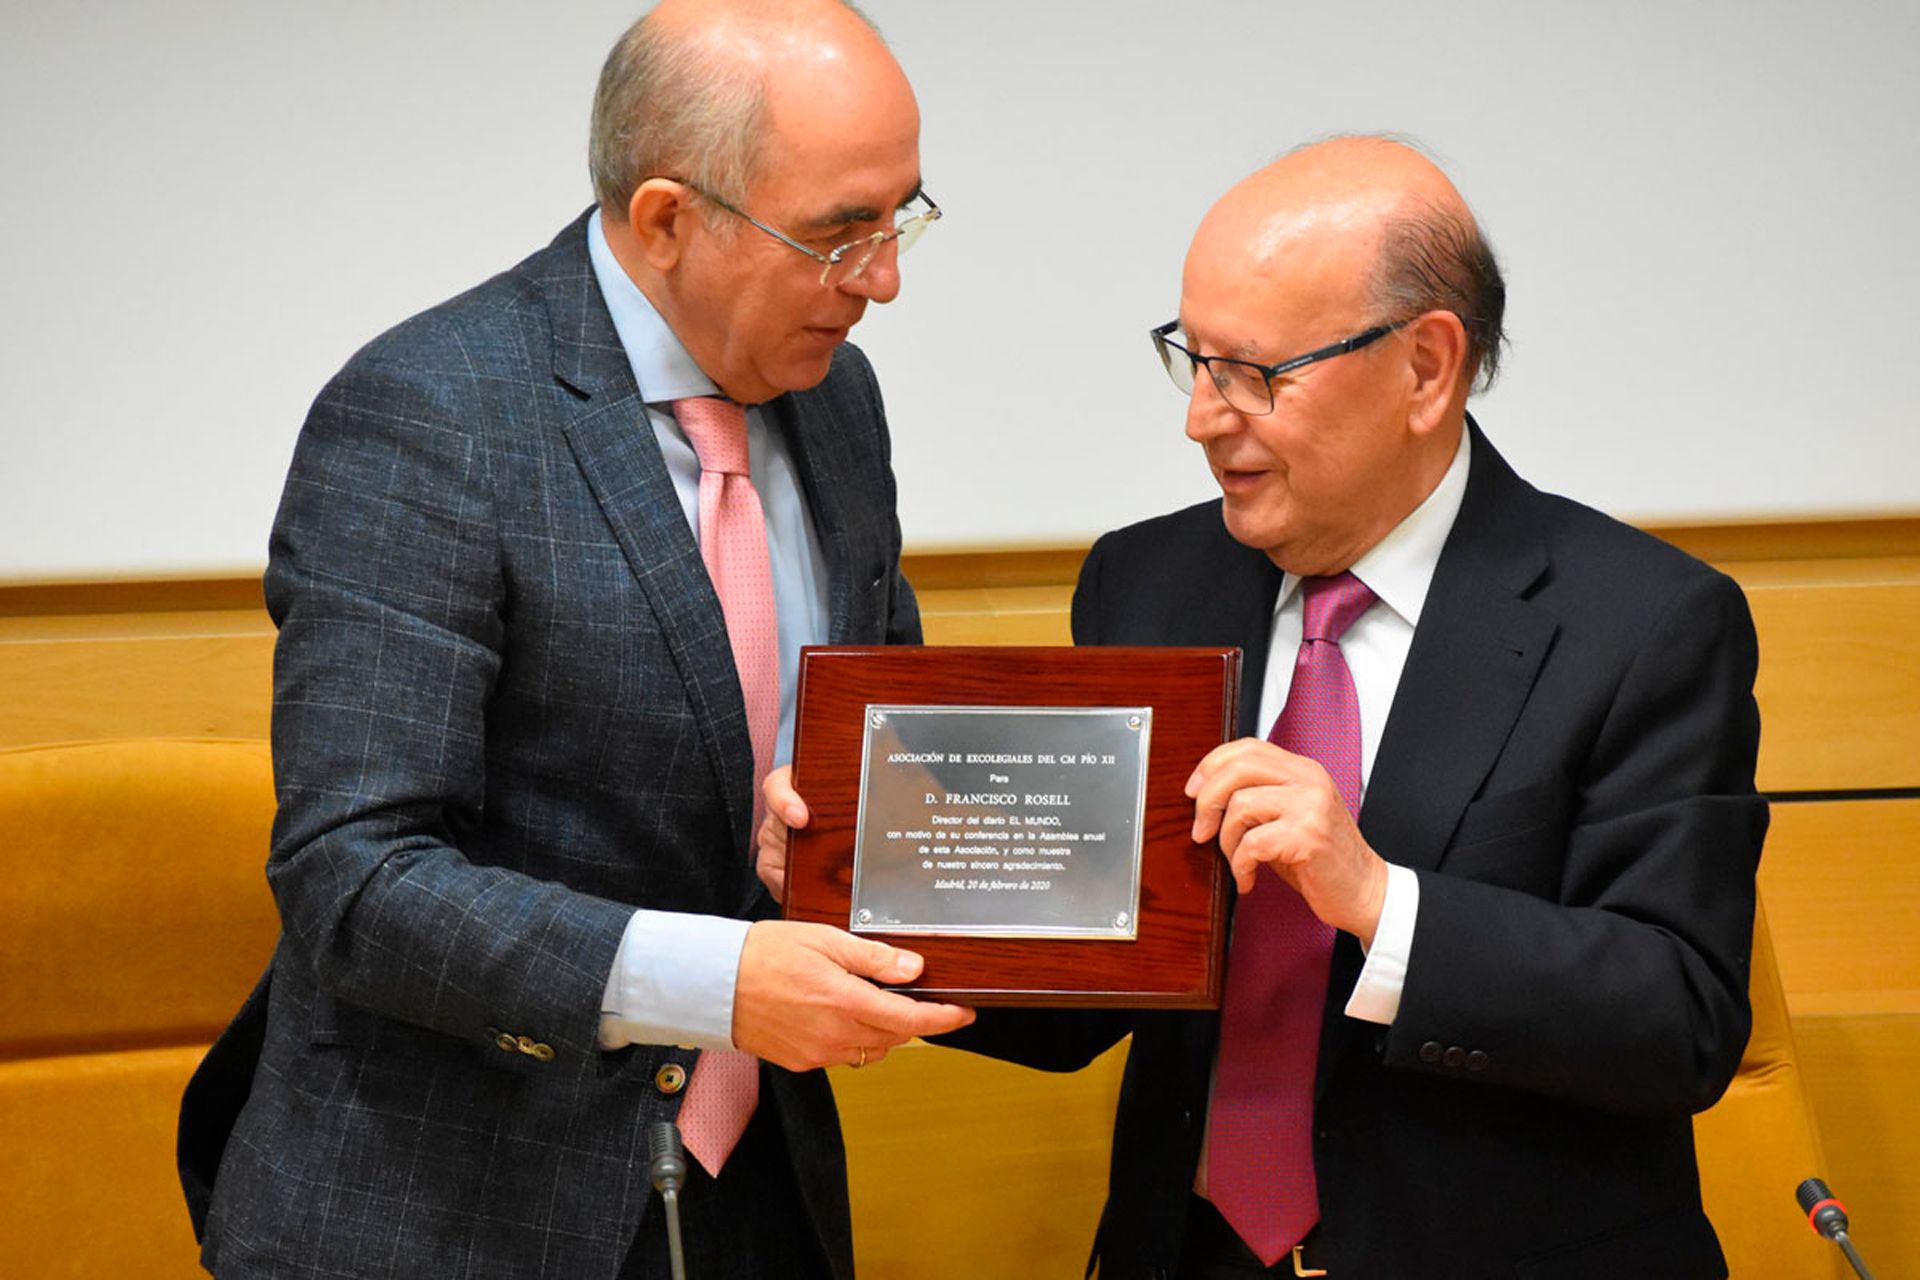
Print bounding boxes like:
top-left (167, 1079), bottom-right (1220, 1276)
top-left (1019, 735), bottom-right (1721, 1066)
top-left (178, 211), bottom-right (920, 1278)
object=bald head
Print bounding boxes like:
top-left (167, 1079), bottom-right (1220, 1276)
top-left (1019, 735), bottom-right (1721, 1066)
top-left (590, 0), bottom-right (913, 216)
top-left (1197, 136), bottom-right (1504, 389)
top-left (1176, 136), bottom-right (1503, 574)
top-left (1209, 136), bottom-right (1463, 265)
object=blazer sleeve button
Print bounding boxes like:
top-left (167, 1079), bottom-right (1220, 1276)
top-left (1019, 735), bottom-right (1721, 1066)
top-left (1418, 1040), bottom-right (1443, 1064)
top-left (1466, 1050), bottom-right (1489, 1072)
top-left (655, 1062), bottom-right (688, 1095)
top-left (1442, 1046), bottom-right (1467, 1068)
top-left (530, 1042), bottom-right (557, 1063)
top-left (489, 1028), bottom-right (519, 1053)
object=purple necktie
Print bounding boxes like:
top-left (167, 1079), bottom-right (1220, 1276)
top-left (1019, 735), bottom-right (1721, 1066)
top-left (1205, 571), bottom-right (1376, 1265)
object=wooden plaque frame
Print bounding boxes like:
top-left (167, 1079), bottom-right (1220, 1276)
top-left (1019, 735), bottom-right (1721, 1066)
top-left (784, 645), bottom-right (1238, 1007)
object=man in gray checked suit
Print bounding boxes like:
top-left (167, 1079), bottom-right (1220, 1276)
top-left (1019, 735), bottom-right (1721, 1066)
top-left (176, 2), bottom-right (972, 1276)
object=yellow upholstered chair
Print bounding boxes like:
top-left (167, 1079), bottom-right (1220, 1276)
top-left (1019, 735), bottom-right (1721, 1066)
top-left (0, 734), bottom-right (1850, 1279)
top-left (0, 738), bottom-right (279, 1278)
top-left (834, 893), bottom-right (1855, 1279)
top-left (1694, 895), bottom-right (1846, 1278)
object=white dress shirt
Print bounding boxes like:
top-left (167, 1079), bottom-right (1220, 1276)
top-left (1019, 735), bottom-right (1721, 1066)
top-left (1254, 428), bottom-right (1471, 1025)
top-left (585, 210), bottom-right (831, 1050)
top-left (1194, 429), bottom-right (1472, 1198)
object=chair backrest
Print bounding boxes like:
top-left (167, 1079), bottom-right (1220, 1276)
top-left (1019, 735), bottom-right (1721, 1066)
top-left (0, 737), bottom-right (280, 1056)
top-left (0, 737), bottom-right (280, 1278)
top-left (1693, 894), bottom-right (1846, 1278)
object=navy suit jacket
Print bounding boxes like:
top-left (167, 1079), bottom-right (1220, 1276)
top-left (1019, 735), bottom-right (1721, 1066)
top-left (944, 423), bottom-right (1766, 1278)
top-left (178, 213), bottom-right (919, 1278)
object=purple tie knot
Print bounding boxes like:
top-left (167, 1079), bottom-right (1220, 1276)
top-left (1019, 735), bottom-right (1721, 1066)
top-left (1301, 571), bottom-right (1377, 643)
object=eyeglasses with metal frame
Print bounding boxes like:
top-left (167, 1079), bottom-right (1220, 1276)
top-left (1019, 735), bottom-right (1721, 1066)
top-left (673, 180), bottom-right (941, 288)
top-left (1149, 318), bottom-right (1407, 416)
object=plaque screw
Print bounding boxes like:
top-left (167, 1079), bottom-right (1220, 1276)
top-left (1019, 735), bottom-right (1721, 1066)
top-left (870, 712), bottom-right (886, 728)
top-left (1127, 715), bottom-right (1142, 731)
top-left (856, 909), bottom-right (874, 925)
top-left (1114, 912), bottom-right (1131, 929)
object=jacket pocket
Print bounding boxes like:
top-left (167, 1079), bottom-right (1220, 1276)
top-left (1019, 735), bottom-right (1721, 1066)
top-left (1437, 774), bottom-right (1573, 898)
top-left (1516, 1205), bottom-right (1724, 1278)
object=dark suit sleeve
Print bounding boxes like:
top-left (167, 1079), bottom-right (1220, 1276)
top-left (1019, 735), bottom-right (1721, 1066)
top-left (1386, 570), bottom-right (1766, 1116)
top-left (263, 353), bottom-right (633, 1061)
top-left (1070, 532), bottom-right (1107, 646)
top-left (887, 569), bottom-right (921, 645)
top-left (844, 343), bottom-right (921, 648)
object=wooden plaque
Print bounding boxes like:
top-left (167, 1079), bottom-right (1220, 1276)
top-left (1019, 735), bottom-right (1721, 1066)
top-left (784, 645), bottom-right (1238, 1007)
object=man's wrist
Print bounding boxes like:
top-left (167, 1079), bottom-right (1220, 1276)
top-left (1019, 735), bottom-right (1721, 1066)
top-left (598, 910), bottom-right (752, 1050)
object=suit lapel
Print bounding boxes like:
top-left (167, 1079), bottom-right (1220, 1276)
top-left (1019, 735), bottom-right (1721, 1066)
top-left (1316, 422), bottom-right (1558, 1091)
top-left (1224, 542), bottom-right (1284, 739)
top-left (1360, 423), bottom-right (1557, 872)
top-left (531, 215), bottom-right (759, 857)
top-left (766, 386), bottom-right (857, 641)
top-left (1156, 510), bottom-right (1284, 736)
top-left (1153, 517), bottom-right (1283, 1071)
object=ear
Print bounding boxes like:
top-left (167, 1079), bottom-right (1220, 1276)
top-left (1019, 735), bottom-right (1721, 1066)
top-left (624, 178), bottom-right (696, 272)
top-left (1403, 309), bottom-right (1470, 438)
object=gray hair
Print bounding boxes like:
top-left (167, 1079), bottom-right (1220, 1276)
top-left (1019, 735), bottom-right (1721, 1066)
top-left (1283, 133), bottom-right (1508, 391)
top-left (587, 2), bottom-right (885, 223)
top-left (1371, 200), bottom-right (1508, 392)
top-left (588, 14), bottom-right (768, 221)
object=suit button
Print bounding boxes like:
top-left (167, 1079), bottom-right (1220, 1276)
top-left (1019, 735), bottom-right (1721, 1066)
top-left (528, 1041), bottom-right (557, 1063)
top-left (655, 1062), bottom-right (688, 1095)
top-left (1418, 1041), bottom-right (1443, 1064)
top-left (1466, 1050), bottom-right (1489, 1072)
top-left (489, 1028), bottom-right (518, 1053)
top-left (1442, 1046), bottom-right (1466, 1068)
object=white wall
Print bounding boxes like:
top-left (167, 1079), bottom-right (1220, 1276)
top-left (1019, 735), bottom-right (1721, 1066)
top-left (3, 1), bottom-right (1915, 580)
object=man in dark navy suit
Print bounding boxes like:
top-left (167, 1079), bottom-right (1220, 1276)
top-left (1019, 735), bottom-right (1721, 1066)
top-left (763, 135), bottom-right (1765, 1278)
top-left (178, 3), bottom-right (970, 1276)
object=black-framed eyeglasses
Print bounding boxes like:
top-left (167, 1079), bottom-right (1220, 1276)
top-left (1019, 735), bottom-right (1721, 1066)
top-left (673, 180), bottom-right (941, 288)
top-left (1150, 318), bottom-right (1406, 416)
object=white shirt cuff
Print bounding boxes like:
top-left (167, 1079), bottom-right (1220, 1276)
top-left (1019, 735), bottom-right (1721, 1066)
top-left (597, 909), bottom-right (752, 1050)
top-left (1344, 863), bottom-right (1419, 1026)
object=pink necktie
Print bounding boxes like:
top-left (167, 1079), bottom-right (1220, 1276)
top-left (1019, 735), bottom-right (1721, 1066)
top-left (1205, 571), bottom-right (1376, 1265)
top-left (670, 396), bottom-right (781, 1176)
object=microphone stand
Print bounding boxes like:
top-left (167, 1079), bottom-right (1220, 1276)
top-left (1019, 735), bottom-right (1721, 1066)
top-left (650, 1121), bottom-right (690, 1280)
top-left (1796, 1177), bottom-right (1874, 1280)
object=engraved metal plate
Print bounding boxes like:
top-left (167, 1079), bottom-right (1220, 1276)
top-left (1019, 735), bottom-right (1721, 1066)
top-left (849, 705), bottom-right (1151, 939)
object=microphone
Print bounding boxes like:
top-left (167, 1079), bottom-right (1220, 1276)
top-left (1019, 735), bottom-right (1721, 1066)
top-left (1795, 1178), bottom-right (1875, 1280)
top-left (649, 1121), bottom-right (689, 1280)
top-left (649, 1120), bottom-right (687, 1195)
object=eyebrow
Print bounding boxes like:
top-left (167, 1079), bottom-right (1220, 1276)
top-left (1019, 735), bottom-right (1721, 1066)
top-left (1178, 320), bottom-right (1266, 363)
top-left (802, 181), bottom-right (926, 232)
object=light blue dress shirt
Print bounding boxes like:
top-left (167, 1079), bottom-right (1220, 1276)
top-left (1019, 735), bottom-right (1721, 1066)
top-left (586, 209), bottom-right (832, 1049)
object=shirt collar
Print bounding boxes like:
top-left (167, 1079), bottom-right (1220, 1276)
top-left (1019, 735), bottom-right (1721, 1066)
top-left (586, 207), bottom-right (720, 404)
top-left (1276, 426), bottom-right (1472, 628)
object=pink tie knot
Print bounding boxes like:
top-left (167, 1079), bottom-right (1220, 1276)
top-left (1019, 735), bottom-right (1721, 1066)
top-left (672, 396), bottom-right (751, 476)
top-left (1301, 571), bottom-right (1376, 644)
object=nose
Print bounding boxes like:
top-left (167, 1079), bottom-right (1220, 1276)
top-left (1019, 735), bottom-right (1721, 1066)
top-left (841, 239), bottom-right (902, 304)
top-left (1183, 367), bottom-right (1242, 445)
